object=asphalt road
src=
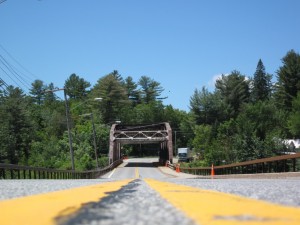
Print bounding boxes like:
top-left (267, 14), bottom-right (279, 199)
top-left (1, 158), bottom-right (300, 225)
top-left (102, 158), bottom-right (169, 180)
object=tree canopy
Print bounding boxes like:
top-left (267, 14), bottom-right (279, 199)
top-left (0, 49), bottom-right (300, 169)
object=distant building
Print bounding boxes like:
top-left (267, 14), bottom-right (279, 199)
top-left (284, 139), bottom-right (300, 151)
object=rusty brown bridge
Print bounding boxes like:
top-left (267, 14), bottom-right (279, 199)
top-left (109, 123), bottom-right (173, 164)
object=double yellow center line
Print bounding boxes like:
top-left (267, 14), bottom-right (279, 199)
top-left (0, 179), bottom-right (133, 225)
top-left (145, 179), bottom-right (300, 225)
top-left (1, 177), bottom-right (300, 225)
top-left (135, 167), bottom-right (139, 179)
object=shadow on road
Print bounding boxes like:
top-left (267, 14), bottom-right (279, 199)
top-left (125, 162), bottom-right (161, 167)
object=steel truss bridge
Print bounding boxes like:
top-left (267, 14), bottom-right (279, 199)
top-left (109, 123), bottom-right (173, 164)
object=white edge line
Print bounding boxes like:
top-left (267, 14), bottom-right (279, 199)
top-left (108, 168), bottom-right (116, 178)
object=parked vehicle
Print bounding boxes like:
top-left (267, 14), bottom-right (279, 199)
top-left (177, 147), bottom-right (193, 162)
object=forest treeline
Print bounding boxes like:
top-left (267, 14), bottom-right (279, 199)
top-left (0, 49), bottom-right (300, 170)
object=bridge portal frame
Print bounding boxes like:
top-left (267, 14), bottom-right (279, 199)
top-left (109, 123), bottom-right (173, 164)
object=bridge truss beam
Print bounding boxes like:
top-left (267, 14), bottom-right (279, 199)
top-left (109, 123), bottom-right (173, 164)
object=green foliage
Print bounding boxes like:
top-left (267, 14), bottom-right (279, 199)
top-left (192, 124), bottom-right (212, 154)
top-left (91, 72), bottom-right (129, 123)
top-left (2, 50), bottom-right (300, 171)
top-left (215, 71), bottom-right (250, 119)
top-left (275, 50), bottom-right (300, 110)
top-left (131, 101), bottom-right (165, 124)
top-left (138, 76), bottom-right (165, 103)
top-left (28, 137), bottom-right (69, 168)
top-left (64, 73), bottom-right (91, 100)
top-left (214, 119), bottom-right (236, 163)
top-left (251, 59), bottom-right (272, 102)
top-left (189, 87), bottom-right (224, 124)
top-left (180, 160), bottom-right (207, 168)
top-left (98, 157), bottom-right (109, 168)
top-left (0, 86), bottom-right (33, 164)
top-left (30, 79), bottom-right (46, 105)
top-left (288, 92), bottom-right (300, 137)
top-left (237, 101), bottom-right (281, 140)
top-left (124, 76), bottom-right (140, 104)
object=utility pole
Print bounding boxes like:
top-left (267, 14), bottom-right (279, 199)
top-left (63, 89), bottom-right (75, 170)
top-left (174, 130), bottom-right (177, 156)
top-left (91, 114), bottom-right (99, 168)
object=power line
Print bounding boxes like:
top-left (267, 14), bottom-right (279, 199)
top-left (0, 0), bottom-right (8, 5)
top-left (0, 77), bottom-right (8, 95)
top-left (0, 44), bottom-right (38, 81)
top-left (0, 44), bottom-right (45, 94)
top-left (0, 77), bottom-right (8, 88)
top-left (2, 55), bottom-right (33, 88)
top-left (0, 54), bottom-right (31, 91)
top-left (0, 64), bottom-right (21, 88)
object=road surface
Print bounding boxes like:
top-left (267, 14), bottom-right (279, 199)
top-left (1, 158), bottom-right (300, 225)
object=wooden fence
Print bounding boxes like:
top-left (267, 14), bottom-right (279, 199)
top-left (176, 153), bottom-right (300, 176)
top-left (0, 159), bottom-right (122, 179)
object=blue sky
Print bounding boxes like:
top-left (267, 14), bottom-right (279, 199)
top-left (0, 0), bottom-right (299, 111)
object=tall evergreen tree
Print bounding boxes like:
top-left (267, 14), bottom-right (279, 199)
top-left (215, 71), bottom-right (250, 119)
top-left (275, 50), bottom-right (300, 110)
top-left (124, 76), bottom-right (140, 103)
top-left (43, 82), bottom-right (57, 105)
top-left (252, 59), bottom-right (272, 102)
top-left (189, 87), bottom-right (223, 124)
top-left (112, 70), bottom-right (124, 84)
top-left (138, 76), bottom-right (165, 103)
top-left (288, 92), bottom-right (300, 137)
top-left (30, 79), bottom-right (45, 105)
top-left (0, 86), bottom-right (32, 164)
top-left (91, 72), bottom-right (128, 123)
top-left (64, 73), bottom-right (91, 99)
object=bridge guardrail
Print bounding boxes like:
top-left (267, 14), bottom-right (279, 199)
top-left (166, 161), bottom-right (176, 170)
top-left (170, 153), bottom-right (300, 176)
top-left (0, 159), bottom-right (123, 179)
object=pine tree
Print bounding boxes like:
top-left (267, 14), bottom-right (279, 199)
top-left (30, 79), bottom-right (45, 105)
top-left (189, 87), bottom-right (223, 124)
top-left (252, 59), bottom-right (272, 102)
top-left (138, 76), bottom-right (165, 103)
top-left (124, 76), bottom-right (140, 103)
top-left (64, 73), bottom-right (91, 99)
top-left (215, 71), bottom-right (250, 119)
top-left (0, 86), bottom-right (32, 164)
top-left (91, 73), bottom-right (128, 123)
top-left (275, 50), bottom-right (300, 110)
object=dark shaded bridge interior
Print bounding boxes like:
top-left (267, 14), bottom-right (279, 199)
top-left (109, 123), bottom-right (173, 164)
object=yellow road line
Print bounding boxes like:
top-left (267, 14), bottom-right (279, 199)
top-left (135, 167), bottom-right (139, 179)
top-left (145, 179), bottom-right (300, 225)
top-left (0, 179), bottom-right (133, 225)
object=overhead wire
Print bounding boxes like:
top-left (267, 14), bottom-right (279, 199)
top-left (0, 0), bottom-right (7, 5)
top-left (0, 44), bottom-right (40, 94)
top-left (0, 77), bottom-right (8, 95)
top-left (0, 44), bottom-right (38, 81)
top-left (0, 61), bottom-right (21, 88)
top-left (0, 54), bottom-right (31, 91)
